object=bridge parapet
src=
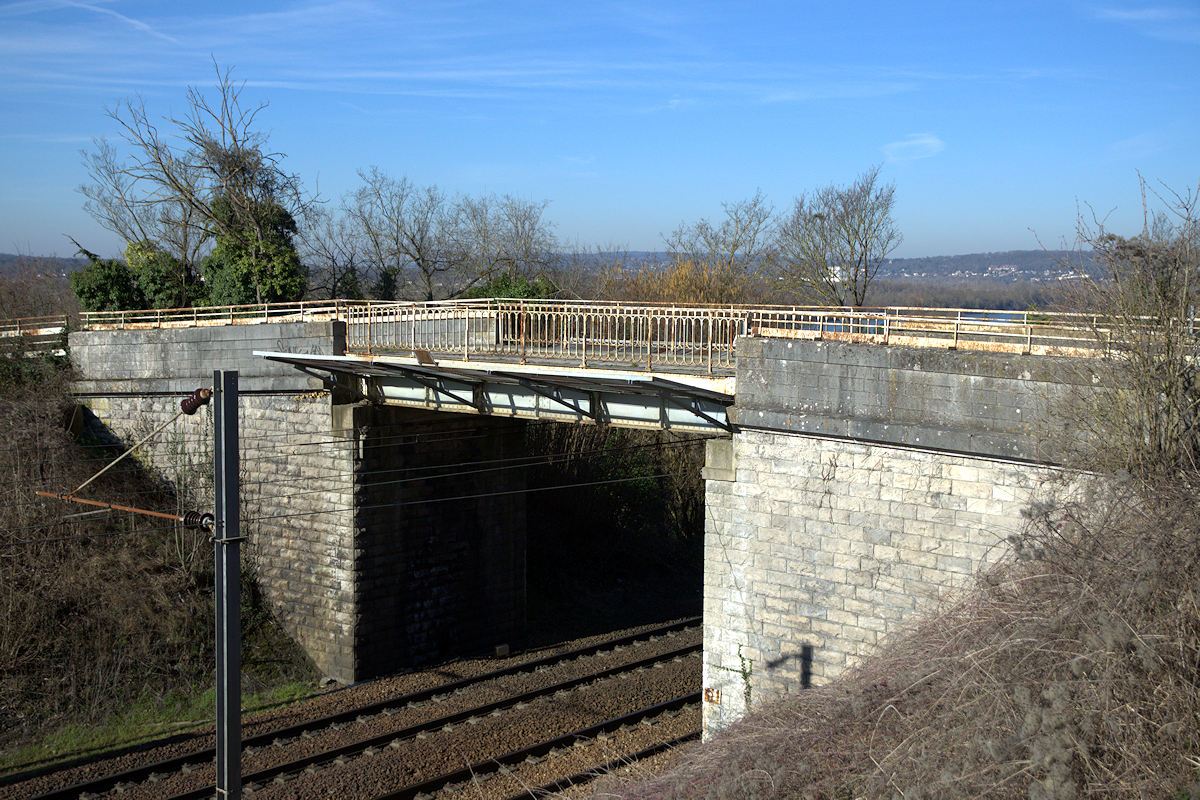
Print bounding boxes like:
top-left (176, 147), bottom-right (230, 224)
top-left (80, 299), bottom-right (1113, 376)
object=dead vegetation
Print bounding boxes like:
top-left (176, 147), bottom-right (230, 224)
top-left (0, 340), bottom-right (314, 760)
top-left (593, 473), bottom-right (1200, 799)
top-left (589, 179), bottom-right (1200, 799)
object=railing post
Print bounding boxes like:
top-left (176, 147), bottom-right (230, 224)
top-left (463, 309), bottom-right (469, 361)
top-left (647, 315), bottom-right (654, 371)
top-left (706, 315), bottom-right (713, 375)
top-left (520, 302), bottom-right (527, 365)
top-left (581, 312), bottom-right (588, 368)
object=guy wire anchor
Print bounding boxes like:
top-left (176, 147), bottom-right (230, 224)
top-left (34, 386), bottom-right (216, 532)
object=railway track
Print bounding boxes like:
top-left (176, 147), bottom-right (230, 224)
top-left (15, 617), bottom-right (700, 800)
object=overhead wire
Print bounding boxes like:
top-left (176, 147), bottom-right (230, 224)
top-left (243, 469), bottom-right (693, 526)
top-left (6, 432), bottom-right (714, 511)
top-left (0, 468), bottom-right (693, 548)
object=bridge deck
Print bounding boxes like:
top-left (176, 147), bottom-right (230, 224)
top-left (77, 299), bottom-right (1111, 377)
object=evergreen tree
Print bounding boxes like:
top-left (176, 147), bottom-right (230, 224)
top-left (201, 197), bottom-right (306, 305)
top-left (69, 253), bottom-right (145, 312)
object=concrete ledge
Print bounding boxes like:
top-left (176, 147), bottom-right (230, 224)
top-left (734, 337), bottom-right (1089, 463)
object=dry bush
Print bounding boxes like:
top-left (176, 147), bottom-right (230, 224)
top-left (593, 475), bottom-right (1200, 799)
top-left (1054, 177), bottom-right (1200, 478)
top-left (597, 259), bottom-right (769, 304)
top-left (0, 361), bottom-right (314, 754)
top-left (586, 179), bottom-right (1200, 799)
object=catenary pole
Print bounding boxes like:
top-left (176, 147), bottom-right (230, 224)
top-left (213, 370), bottom-right (242, 800)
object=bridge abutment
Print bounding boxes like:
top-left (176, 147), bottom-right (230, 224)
top-left (346, 404), bottom-right (526, 677)
top-left (69, 322), bottom-right (526, 683)
top-left (701, 336), bottom-right (1081, 733)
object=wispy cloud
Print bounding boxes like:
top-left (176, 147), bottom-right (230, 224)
top-left (61, 0), bottom-right (180, 44)
top-left (1108, 132), bottom-right (1162, 160)
top-left (0, 131), bottom-right (93, 143)
top-left (1097, 6), bottom-right (1185, 22)
top-left (882, 133), bottom-right (945, 162)
top-left (1094, 4), bottom-right (1200, 44)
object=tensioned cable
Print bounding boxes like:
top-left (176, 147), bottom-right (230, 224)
top-left (246, 444), bottom-right (706, 507)
top-left (8, 437), bottom-right (708, 525)
top-left (243, 470), bottom-right (690, 526)
top-left (0, 469), bottom-right (688, 547)
top-left (7, 435), bottom-right (713, 510)
top-left (7, 414), bottom-right (713, 466)
top-left (47, 413), bottom-right (591, 452)
top-left (6, 427), bottom-right (508, 466)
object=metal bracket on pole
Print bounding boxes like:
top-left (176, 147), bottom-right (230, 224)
top-left (213, 370), bottom-right (242, 800)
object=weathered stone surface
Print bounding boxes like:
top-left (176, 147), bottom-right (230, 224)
top-left (70, 322), bottom-right (526, 683)
top-left (702, 337), bottom-right (1067, 734)
top-left (732, 337), bottom-right (1087, 462)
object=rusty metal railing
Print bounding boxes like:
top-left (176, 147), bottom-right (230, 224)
top-left (76, 299), bottom-right (1117, 374)
top-left (80, 300), bottom-right (351, 330)
top-left (344, 300), bottom-right (1111, 372)
top-left (0, 314), bottom-right (70, 356)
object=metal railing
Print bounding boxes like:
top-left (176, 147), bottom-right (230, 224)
top-left (77, 299), bottom-right (1115, 374)
top-left (80, 300), bottom-right (351, 329)
top-left (342, 300), bottom-right (1110, 372)
top-left (0, 314), bottom-right (70, 356)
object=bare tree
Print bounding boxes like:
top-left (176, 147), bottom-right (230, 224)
top-left (77, 63), bottom-right (313, 304)
top-left (663, 189), bottom-right (776, 303)
top-left (79, 138), bottom-right (208, 289)
top-left (345, 168), bottom-right (560, 300)
top-left (775, 165), bottom-right (901, 307)
top-left (451, 194), bottom-right (557, 285)
top-left (347, 167), bottom-right (461, 301)
top-left (299, 207), bottom-right (366, 300)
top-left (1059, 176), bottom-right (1200, 477)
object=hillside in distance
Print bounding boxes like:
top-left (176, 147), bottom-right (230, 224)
top-left (602, 249), bottom-right (1093, 284)
top-left (1, 249), bottom-right (1094, 286)
top-left (0, 253), bottom-right (86, 276)
top-left (878, 249), bottom-right (1093, 283)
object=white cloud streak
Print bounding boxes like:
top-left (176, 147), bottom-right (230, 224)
top-left (61, 0), bottom-right (180, 43)
top-left (1094, 4), bottom-right (1200, 44)
top-left (882, 133), bottom-right (945, 162)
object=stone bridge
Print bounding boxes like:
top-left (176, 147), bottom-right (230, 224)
top-left (66, 300), bottom-right (1101, 733)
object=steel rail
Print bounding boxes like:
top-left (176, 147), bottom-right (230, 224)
top-left (498, 729), bottom-right (701, 800)
top-left (366, 693), bottom-right (702, 800)
top-left (22, 617), bottom-right (699, 800)
top-left (163, 644), bottom-right (701, 800)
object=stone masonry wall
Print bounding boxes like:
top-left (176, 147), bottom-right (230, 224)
top-left (70, 321), bottom-right (360, 680)
top-left (352, 407), bottom-right (527, 676)
top-left (79, 391), bottom-right (358, 680)
top-left (733, 336), bottom-right (1085, 462)
top-left (702, 430), bottom-right (1055, 731)
top-left (70, 321), bottom-right (528, 683)
top-left (702, 336), bottom-right (1074, 733)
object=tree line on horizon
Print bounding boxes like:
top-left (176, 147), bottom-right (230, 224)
top-left (67, 65), bottom-right (913, 313)
top-left (63, 65), bottom-right (1141, 318)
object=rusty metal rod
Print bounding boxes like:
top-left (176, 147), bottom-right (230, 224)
top-left (69, 410), bottom-right (185, 496)
top-left (35, 491), bottom-right (185, 522)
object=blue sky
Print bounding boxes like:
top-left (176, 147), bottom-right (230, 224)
top-left (1, 0), bottom-right (1197, 259)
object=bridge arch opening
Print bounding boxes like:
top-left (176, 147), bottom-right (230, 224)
top-left (521, 423), bottom-right (707, 644)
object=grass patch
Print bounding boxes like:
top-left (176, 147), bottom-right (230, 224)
top-left (0, 681), bottom-right (320, 777)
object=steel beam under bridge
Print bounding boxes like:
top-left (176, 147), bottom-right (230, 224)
top-left (256, 351), bottom-right (734, 432)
